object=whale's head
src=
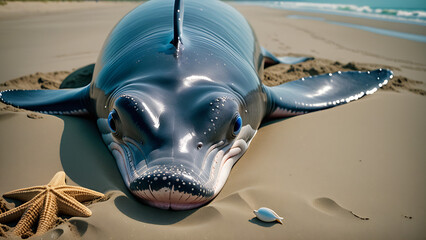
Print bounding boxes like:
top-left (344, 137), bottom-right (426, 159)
top-left (98, 87), bottom-right (257, 210)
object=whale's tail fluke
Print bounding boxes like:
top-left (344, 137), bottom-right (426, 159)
top-left (171, 0), bottom-right (184, 48)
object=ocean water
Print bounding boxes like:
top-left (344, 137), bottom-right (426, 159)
top-left (287, 15), bottom-right (426, 43)
top-left (236, 0), bottom-right (426, 25)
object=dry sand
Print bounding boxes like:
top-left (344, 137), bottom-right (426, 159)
top-left (0, 2), bottom-right (137, 83)
top-left (0, 2), bottom-right (425, 239)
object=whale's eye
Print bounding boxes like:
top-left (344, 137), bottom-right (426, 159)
top-left (108, 109), bottom-right (118, 133)
top-left (232, 114), bottom-right (242, 136)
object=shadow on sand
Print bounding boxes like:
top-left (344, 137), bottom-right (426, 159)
top-left (114, 195), bottom-right (196, 225)
top-left (248, 217), bottom-right (280, 227)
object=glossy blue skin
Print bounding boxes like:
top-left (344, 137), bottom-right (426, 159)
top-left (89, 0), bottom-right (267, 209)
top-left (91, 0), bottom-right (265, 121)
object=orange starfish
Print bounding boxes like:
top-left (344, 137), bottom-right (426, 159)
top-left (0, 171), bottom-right (104, 237)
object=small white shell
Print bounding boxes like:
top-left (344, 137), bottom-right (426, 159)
top-left (253, 207), bottom-right (283, 224)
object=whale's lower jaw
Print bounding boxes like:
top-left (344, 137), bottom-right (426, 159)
top-left (131, 189), bottom-right (214, 210)
top-left (128, 164), bottom-right (217, 210)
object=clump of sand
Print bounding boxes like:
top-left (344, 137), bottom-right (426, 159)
top-left (0, 71), bottom-right (69, 90)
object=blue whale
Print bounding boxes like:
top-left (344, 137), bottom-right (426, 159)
top-left (0, 0), bottom-right (392, 210)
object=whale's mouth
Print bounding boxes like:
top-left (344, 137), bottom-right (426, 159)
top-left (129, 164), bottom-right (215, 210)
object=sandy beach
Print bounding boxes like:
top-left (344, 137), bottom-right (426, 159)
top-left (0, 1), bottom-right (425, 239)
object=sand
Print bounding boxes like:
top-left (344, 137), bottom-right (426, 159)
top-left (0, 2), bottom-right (137, 83)
top-left (0, 2), bottom-right (425, 239)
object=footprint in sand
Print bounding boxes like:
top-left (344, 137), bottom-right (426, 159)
top-left (313, 197), bottom-right (369, 220)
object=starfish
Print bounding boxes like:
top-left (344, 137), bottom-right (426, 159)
top-left (0, 171), bottom-right (104, 237)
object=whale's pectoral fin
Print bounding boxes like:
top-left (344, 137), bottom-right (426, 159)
top-left (0, 85), bottom-right (91, 115)
top-left (262, 47), bottom-right (313, 68)
top-left (262, 69), bottom-right (393, 124)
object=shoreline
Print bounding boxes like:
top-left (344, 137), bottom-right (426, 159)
top-left (234, 1), bottom-right (426, 26)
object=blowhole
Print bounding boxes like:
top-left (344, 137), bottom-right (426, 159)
top-left (197, 142), bottom-right (203, 150)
